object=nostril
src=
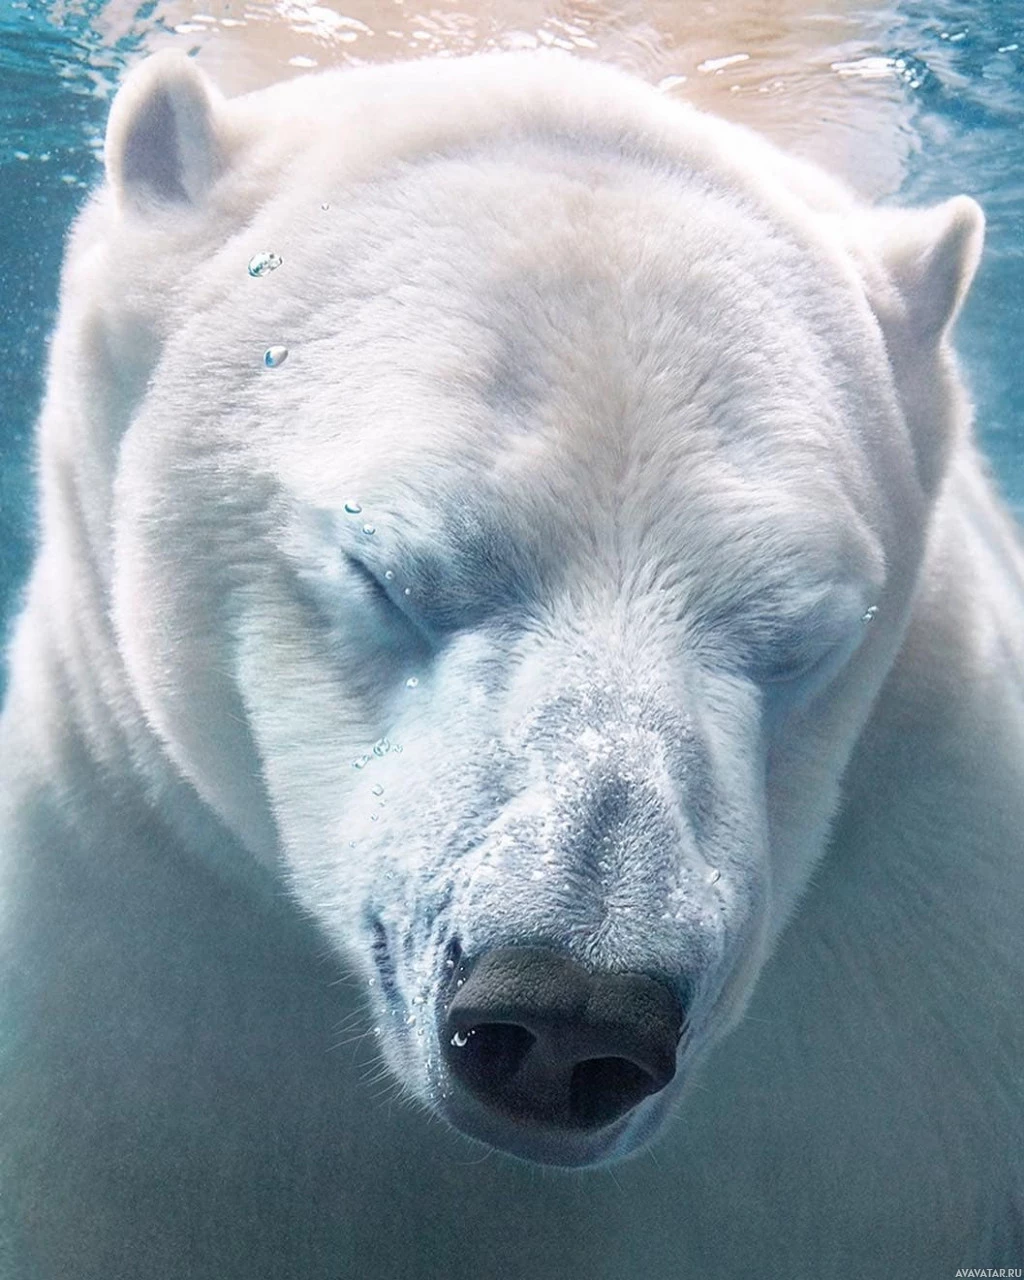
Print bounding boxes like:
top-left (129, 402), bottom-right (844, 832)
top-left (448, 1023), bottom-right (535, 1087)
top-left (570, 1057), bottom-right (659, 1128)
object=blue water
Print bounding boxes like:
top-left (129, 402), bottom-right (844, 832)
top-left (0, 0), bottom-right (143, 633)
top-left (1, 0), bottom-right (1022, 657)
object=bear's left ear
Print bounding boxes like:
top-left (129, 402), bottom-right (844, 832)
top-left (105, 51), bottom-right (227, 212)
top-left (868, 196), bottom-right (985, 342)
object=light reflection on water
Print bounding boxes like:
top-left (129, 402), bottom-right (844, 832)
top-left (84, 0), bottom-right (918, 196)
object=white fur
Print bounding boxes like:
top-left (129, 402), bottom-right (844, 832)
top-left (1, 49), bottom-right (1022, 1278)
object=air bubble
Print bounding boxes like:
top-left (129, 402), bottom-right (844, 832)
top-left (405, 676), bottom-right (419, 689)
top-left (352, 754), bottom-right (372, 769)
top-left (373, 738), bottom-right (391, 757)
top-left (372, 784), bottom-right (384, 796)
top-left (370, 813), bottom-right (379, 822)
top-left (403, 587), bottom-right (411, 597)
top-left (321, 201), bottom-right (331, 210)
top-left (861, 605), bottom-right (879, 623)
top-left (384, 569), bottom-right (395, 581)
top-left (451, 1030), bottom-right (470, 1048)
top-left (707, 868), bottom-right (721, 885)
top-left (263, 346), bottom-right (289, 368)
top-left (247, 251), bottom-right (282, 277)
top-left (344, 501), bottom-right (362, 514)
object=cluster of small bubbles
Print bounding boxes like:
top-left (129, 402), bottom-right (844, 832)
top-left (384, 569), bottom-right (395, 581)
top-left (861, 605), bottom-right (879, 624)
top-left (247, 251), bottom-right (283, 278)
top-left (405, 676), bottom-right (419, 689)
top-left (344, 501), bottom-right (362, 515)
top-left (352, 753), bottom-right (372, 770)
top-left (372, 784), bottom-right (384, 796)
top-left (890, 54), bottom-right (927, 90)
top-left (263, 346), bottom-right (289, 368)
top-left (373, 737), bottom-right (391, 757)
top-left (362, 523), bottom-right (376, 536)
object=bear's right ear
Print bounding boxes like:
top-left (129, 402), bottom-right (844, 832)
top-left (105, 52), bottom-right (226, 213)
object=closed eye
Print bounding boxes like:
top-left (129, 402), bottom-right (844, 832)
top-left (751, 617), bottom-right (867, 706)
top-left (344, 554), bottom-right (438, 651)
top-left (731, 584), bottom-right (873, 695)
top-left (753, 635), bottom-right (842, 686)
top-left (346, 554), bottom-right (394, 610)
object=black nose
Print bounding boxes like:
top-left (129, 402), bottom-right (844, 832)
top-left (440, 947), bottom-right (683, 1131)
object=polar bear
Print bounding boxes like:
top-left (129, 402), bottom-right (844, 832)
top-left (1, 48), bottom-right (1022, 1280)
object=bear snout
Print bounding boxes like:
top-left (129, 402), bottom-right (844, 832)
top-left (438, 945), bottom-right (683, 1150)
